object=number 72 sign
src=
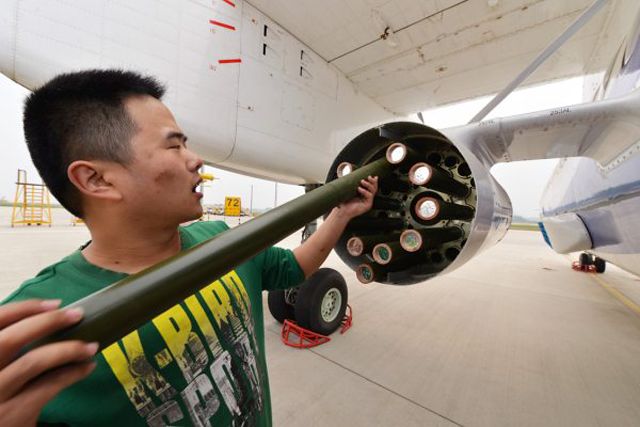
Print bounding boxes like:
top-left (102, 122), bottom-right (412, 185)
top-left (224, 196), bottom-right (241, 216)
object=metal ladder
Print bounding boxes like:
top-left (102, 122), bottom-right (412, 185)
top-left (11, 169), bottom-right (53, 227)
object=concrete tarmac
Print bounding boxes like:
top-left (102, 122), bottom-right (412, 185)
top-left (2, 211), bottom-right (640, 426)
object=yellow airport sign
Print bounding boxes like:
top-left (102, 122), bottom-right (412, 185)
top-left (224, 196), bottom-right (241, 216)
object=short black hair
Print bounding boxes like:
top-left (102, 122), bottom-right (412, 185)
top-left (23, 69), bottom-right (165, 217)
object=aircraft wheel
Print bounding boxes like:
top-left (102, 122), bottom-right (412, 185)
top-left (267, 289), bottom-right (295, 323)
top-left (295, 268), bottom-right (348, 335)
top-left (579, 252), bottom-right (593, 266)
top-left (594, 257), bottom-right (606, 273)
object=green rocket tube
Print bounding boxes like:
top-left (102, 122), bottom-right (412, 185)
top-left (27, 157), bottom-right (393, 351)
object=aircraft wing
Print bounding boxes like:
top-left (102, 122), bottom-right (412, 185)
top-left (1, 0), bottom-right (638, 184)
top-left (251, 0), bottom-right (635, 113)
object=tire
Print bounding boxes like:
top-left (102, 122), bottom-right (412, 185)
top-left (594, 257), bottom-right (606, 273)
top-left (295, 268), bottom-right (348, 335)
top-left (579, 253), bottom-right (593, 266)
top-left (267, 289), bottom-right (296, 323)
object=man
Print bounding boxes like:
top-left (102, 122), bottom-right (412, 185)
top-left (0, 70), bottom-right (378, 426)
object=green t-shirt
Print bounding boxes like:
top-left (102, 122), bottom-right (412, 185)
top-left (2, 221), bottom-right (305, 427)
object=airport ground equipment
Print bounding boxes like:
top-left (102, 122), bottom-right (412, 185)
top-left (71, 217), bottom-right (84, 226)
top-left (199, 173), bottom-right (215, 182)
top-left (281, 320), bottom-right (330, 348)
top-left (10, 169), bottom-right (52, 227)
top-left (573, 253), bottom-right (606, 273)
top-left (27, 121), bottom-right (518, 350)
top-left (573, 261), bottom-right (596, 273)
top-left (280, 305), bottom-right (353, 349)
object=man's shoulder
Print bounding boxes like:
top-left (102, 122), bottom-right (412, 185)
top-left (2, 255), bottom-right (76, 304)
top-left (181, 220), bottom-right (230, 243)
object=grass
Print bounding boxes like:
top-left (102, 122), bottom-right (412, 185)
top-left (510, 223), bottom-right (540, 231)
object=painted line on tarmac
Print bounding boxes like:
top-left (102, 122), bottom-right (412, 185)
top-left (564, 254), bottom-right (640, 317)
top-left (267, 328), bottom-right (463, 426)
top-left (307, 349), bottom-right (464, 426)
top-left (589, 273), bottom-right (640, 318)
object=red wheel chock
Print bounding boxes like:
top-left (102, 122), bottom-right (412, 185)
top-left (340, 304), bottom-right (353, 334)
top-left (572, 261), bottom-right (596, 273)
top-left (281, 304), bottom-right (353, 348)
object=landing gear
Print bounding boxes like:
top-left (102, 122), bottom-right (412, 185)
top-left (594, 256), bottom-right (606, 273)
top-left (267, 183), bottom-right (350, 335)
top-left (301, 219), bottom-right (317, 244)
top-left (573, 252), bottom-right (606, 274)
top-left (294, 268), bottom-right (348, 335)
top-left (267, 269), bottom-right (349, 335)
top-left (579, 252), bottom-right (593, 266)
top-left (267, 289), bottom-right (295, 323)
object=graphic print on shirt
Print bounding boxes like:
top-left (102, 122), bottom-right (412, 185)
top-left (102, 270), bottom-right (264, 426)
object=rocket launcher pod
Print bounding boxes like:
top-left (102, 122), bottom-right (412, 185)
top-left (329, 121), bottom-right (488, 286)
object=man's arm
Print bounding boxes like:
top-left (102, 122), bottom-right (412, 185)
top-left (0, 300), bottom-right (98, 427)
top-left (293, 176), bottom-right (378, 277)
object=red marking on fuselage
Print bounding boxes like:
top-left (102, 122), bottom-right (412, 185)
top-left (223, 0), bottom-right (236, 7)
top-left (209, 20), bottom-right (236, 30)
top-left (218, 59), bottom-right (242, 64)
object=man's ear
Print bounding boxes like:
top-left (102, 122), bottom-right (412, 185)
top-left (67, 160), bottom-right (123, 201)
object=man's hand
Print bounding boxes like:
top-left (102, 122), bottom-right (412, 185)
top-left (293, 176), bottom-right (379, 277)
top-left (0, 300), bottom-right (98, 427)
top-left (336, 175), bottom-right (379, 220)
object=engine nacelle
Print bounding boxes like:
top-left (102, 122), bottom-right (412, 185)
top-left (327, 122), bottom-right (512, 285)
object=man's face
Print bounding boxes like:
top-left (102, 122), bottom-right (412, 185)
top-left (116, 95), bottom-right (204, 224)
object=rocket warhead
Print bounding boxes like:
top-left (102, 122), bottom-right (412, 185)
top-left (413, 196), bottom-right (474, 224)
top-left (346, 232), bottom-right (401, 257)
top-left (372, 241), bottom-right (404, 265)
top-left (400, 227), bottom-right (464, 252)
top-left (356, 263), bottom-right (384, 284)
top-left (336, 162), bottom-right (355, 177)
top-left (409, 162), bottom-right (470, 198)
top-left (386, 142), bottom-right (420, 165)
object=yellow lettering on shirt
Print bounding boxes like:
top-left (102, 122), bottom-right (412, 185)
top-left (184, 295), bottom-right (223, 357)
top-left (121, 331), bottom-right (175, 398)
top-left (102, 341), bottom-right (153, 412)
top-left (199, 280), bottom-right (233, 327)
top-left (103, 331), bottom-right (175, 411)
top-left (220, 271), bottom-right (250, 319)
top-left (153, 304), bottom-right (207, 382)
